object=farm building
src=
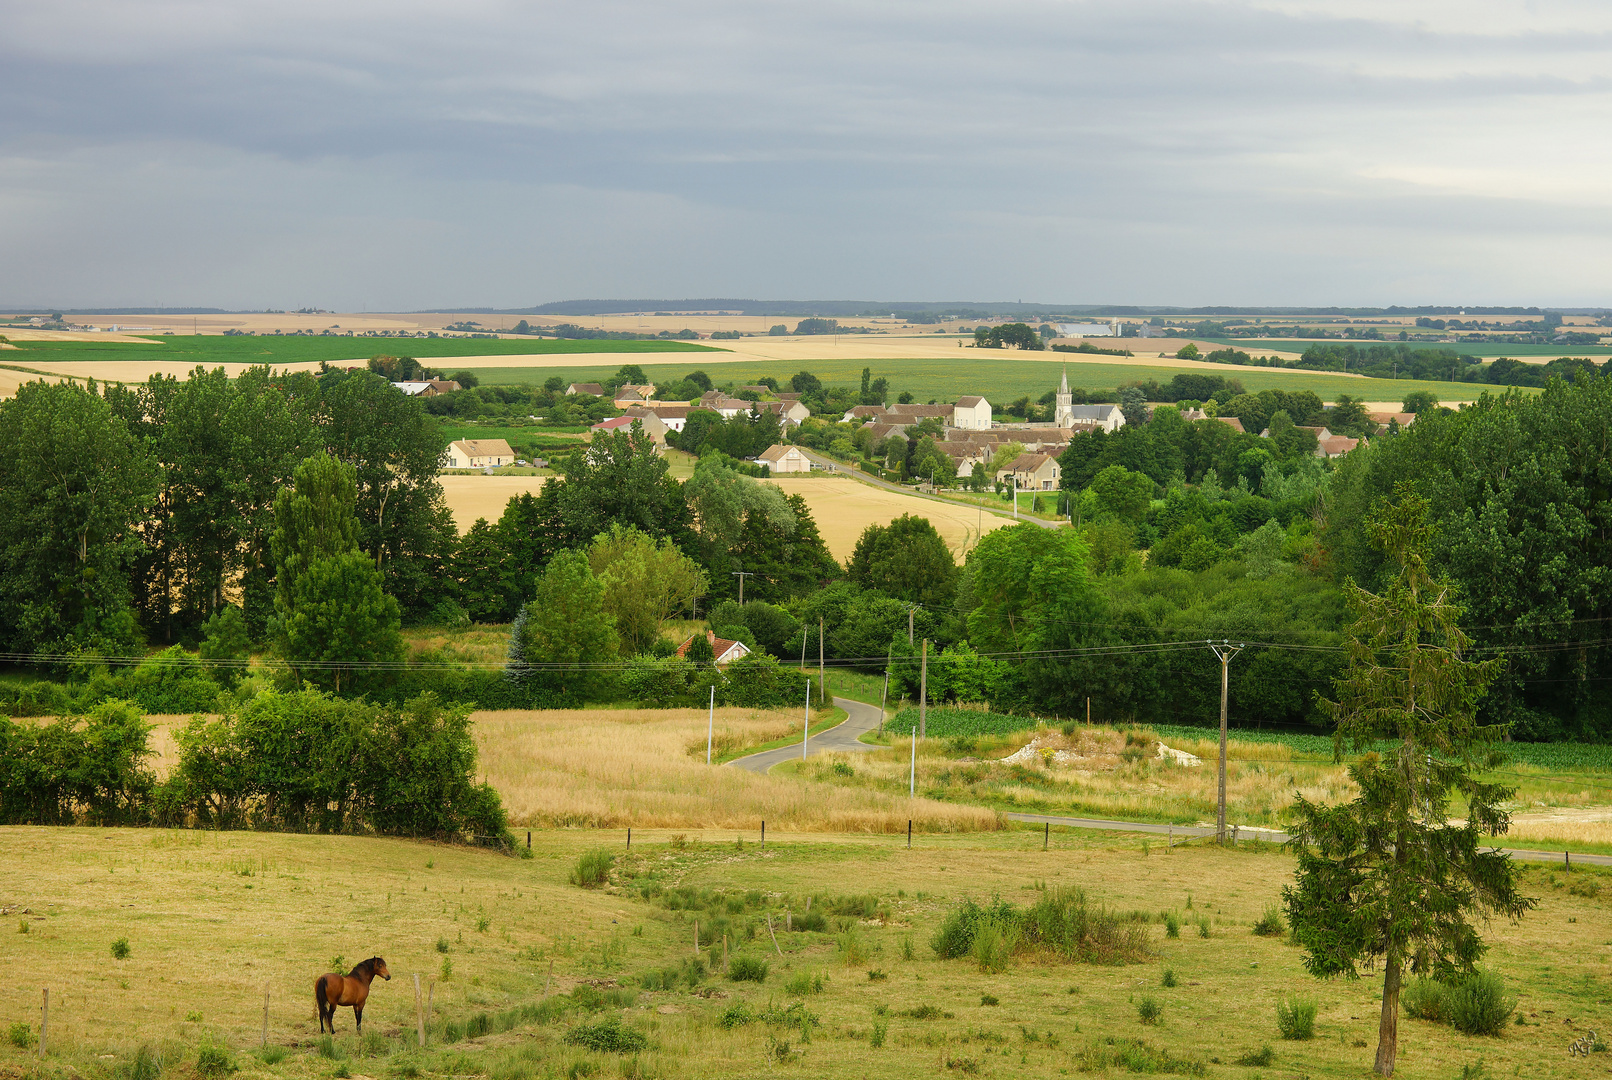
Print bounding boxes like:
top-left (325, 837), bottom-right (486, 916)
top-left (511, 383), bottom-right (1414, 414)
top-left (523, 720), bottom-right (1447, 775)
top-left (592, 413), bottom-right (668, 443)
top-left (445, 439), bottom-right (515, 469)
top-left (757, 444), bottom-right (812, 473)
top-left (674, 631), bottom-right (752, 667)
top-left (393, 379), bottom-right (461, 397)
top-left (565, 383), bottom-right (605, 396)
top-left (996, 452), bottom-right (1060, 490)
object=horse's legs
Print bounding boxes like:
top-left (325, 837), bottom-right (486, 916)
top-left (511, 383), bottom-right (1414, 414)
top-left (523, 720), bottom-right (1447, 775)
top-left (354, 1004), bottom-right (363, 1036)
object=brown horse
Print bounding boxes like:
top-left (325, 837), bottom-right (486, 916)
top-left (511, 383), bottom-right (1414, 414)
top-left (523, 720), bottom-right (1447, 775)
top-left (314, 957), bottom-right (390, 1035)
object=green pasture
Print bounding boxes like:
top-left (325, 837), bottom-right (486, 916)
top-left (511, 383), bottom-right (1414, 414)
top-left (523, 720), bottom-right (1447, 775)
top-left (451, 357), bottom-right (1486, 405)
top-left (8, 335), bottom-right (718, 365)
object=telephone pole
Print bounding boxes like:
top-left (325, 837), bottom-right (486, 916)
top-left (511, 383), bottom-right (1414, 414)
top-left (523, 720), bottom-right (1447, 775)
top-left (1208, 640), bottom-right (1244, 843)
top-left (731, 571), bottom-right (756, 605)
top-left (919, 638), bottom-right (928, 739)
top-left (818, 617), bottom-right (825, 705)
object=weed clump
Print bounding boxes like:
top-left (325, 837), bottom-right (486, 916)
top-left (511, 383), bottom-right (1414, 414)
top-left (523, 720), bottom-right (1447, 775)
top-left (784, 969), bottom-right (824, 995)
top-left (728, 955), bottom-right (769, 983)
top-left (1164, 914), bottom-right (1180, 939)
top-left (1137, 997), bottom-right (1163, 1025)
top-left (1275, 996), bottom-right (1316, 1040)
top-left (1448, 971), bottom-right (1517, 1036)
top-left (931, 888), bottom-right (1149, 969)
top-left (718, 1003), bottom-right (755, 1029)
top-left (570, 849), bottom-right (614, 889)
top-left (195, 1038), bottom-right (237, 1076)
top-left (111, 937), bottom-right (131, 959)
top-left (7, 1023), bottom-right (33, 1050)
top-left (1080, 1039), bottom-right (1205, 1076)
top-left (257, 1046), bottom-right (288, 1066)
top-left (1161, 969), bottom-right (1177, 988)
top-left (563, 1016), bottom-right (647, 1054)
top-left (1234, 1045), bottom-right (1275, 1067)
top-left (1252, 904), bottom-right (1285, 937)
top-left (870, 1020), bottom-right (888, 1048)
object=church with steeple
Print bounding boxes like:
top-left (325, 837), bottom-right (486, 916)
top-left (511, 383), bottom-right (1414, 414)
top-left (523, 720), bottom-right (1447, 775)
top-left (1053, 363), bottom-right (1126, 431)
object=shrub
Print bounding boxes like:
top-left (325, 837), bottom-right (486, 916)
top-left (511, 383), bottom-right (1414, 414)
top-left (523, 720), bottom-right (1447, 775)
top-left (1197, 917), bottom-right (1211, 938)
top-left (729, 955), bottom-right (769, 982)
top-left (836, 928), bottom-right (870, 966)
top-left (1165, 914), bottom-right (1180, 939)
top-left (1401, 977), bottom-right (1450, 1023)
top-left (1080, 1039), bottom-right (1205, 1076)
top-left (435, 937), bottom-right (450, 953)
top-left (1252, 903), bottom-right (1285, 937)
top-left (7, 1022), bottom-right (33, 1049)
top-left (1448, 971), bottom-right (1517, 1036)
top-left (466, 1013), bottom-right (492, 1038)
top-left (980, 994), bottom-right (999, 1006)
top-left (1137, 997), bottom-right (1163, 1025)
top-left (1234, 1045), bottom-right (1275, 1067)
top-left (316, 1036), bottom-right (342, 1059)
top-left (867, 969), bottom-right (888, 981)
top-left (718, 1002), bottom-right (755, 1029)
top-left (111, 937), bottom-right (131, 959)
top-left (785, 969), bottom-right (824, 995)
top-left (1162, 969), bottom-right (1177, 988)
top-left (1275, 996), bottom-right (1316, 1040)
top-left (563, 1016), bottom-right (647, 1054)
top-left (130, 1045), bottom-right (163, 1080)
top-left (570, 849), bottom-right (614, 889)
top-left (871, 1020), bottom-right (888, 1048)
top-left (970, 917), bottom-right (1019, 973)
top-left (195, 1038), bottom-right (237, 1076)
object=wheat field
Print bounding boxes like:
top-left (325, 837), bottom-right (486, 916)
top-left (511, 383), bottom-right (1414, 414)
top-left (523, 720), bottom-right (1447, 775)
top-left (468, 708), bottom-right (999, 833)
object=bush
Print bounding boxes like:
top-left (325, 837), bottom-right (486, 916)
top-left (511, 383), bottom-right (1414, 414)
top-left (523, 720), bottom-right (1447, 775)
top-left (563, 1016), bottom-right (647, 1054)
top-left (130, 1044), bottom-right (163, 1080)
top-left (1165, 914), bottom-right (1180, 939)
top-left (836, 928), bottom-right (869, 966)
top-left (1162, 969), bottom-right (1177, 988)
top-left (718, 1003), bottom-right (755, 1029)
top-left (871, 1020), bottom-right (888, 1048)
top-left (970, 917), bottom-right (1019, 973)
top-left (931, 888), bottom-right (1148, 967)
top-left (1080, 1039), bottom-right (1205, 1076)
top-left (570, 849), bottom-right (614, 889)
top-left (728, 955), bottom-right (769, 983)
top-left (1234, 1045), bottom-right (1275, 1067)
top-left (1252, 903), bottom-right (1285, 937)
top-left (1138, 997), bottom-right (1163, 1024)
top-left (784, 970), bottom-right (824, 995)
top-left (1448, 971), bottom-right (1517, 1036)
top-left (1401, 977), bottom-right (1450, 1023)
top-left (195, 1038), bottom-right (237, 1076)
top-left (7, 1022), bottom-right (33, 1049)
top-left (111, 937), bottom-right (131, 959)
top-left (1275, 996), bottom-right (1316, 1040)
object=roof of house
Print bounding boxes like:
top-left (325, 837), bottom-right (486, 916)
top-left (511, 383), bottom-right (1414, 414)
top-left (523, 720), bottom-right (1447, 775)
top-left (451, 438), bottom-right (515, 458)
top-left (757, 444), bottom-right (807, 463)
top-left (861, 423), bottom-right (906, 443)
top-left (844, 405), bottom-right (886, 419)
top-left (775, 392), bottom-right (802, 402)
top-left (932, 440), bottom-right (990, 461)
top-left (618, 383), bottom-right (656, 396)
top-left (613, 388), bottom-right (649, 402)
top-left (633, 404), bottom-right (694, 418)
top-left (1368, 411), bottom-right (1417, 430)
top-left (1318, 435), bottom-right (1361, 457)
top-left (1063, 403), bottom-right (1121, 420)
top-left (1215, 416), bottom-right (1246, 432)
top-left (589, 416), bottom-right (641, 432)
top-left (393, 381), bottom-right (434, 395)
top-left (998, 452), bottom-right (1056, 474)
top-left (887, 404), bottom-right (954, 418)
top-left (567, 383), bottom-right (605, 395)
top-left (955, 395), bottom-right (987, 408)
top-left (674, 630), bottom-right (751, 665)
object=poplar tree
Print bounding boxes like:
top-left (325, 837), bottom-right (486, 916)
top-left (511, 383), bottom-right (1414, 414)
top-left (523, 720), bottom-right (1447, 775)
top-left (1283, 486), bottom-right (1533, 1077)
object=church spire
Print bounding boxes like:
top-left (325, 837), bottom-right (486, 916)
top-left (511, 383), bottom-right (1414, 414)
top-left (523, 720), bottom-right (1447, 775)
top-left (1059, 363), bottom-right (1069, 395)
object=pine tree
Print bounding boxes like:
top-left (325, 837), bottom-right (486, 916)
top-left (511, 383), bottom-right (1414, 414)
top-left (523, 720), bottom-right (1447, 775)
top-left (1283, 486), bottom-right (1534, 1077)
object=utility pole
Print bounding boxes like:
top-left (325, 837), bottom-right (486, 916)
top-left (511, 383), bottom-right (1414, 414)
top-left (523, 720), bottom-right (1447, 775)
top-left (818, 617), bottom-right (825, 705)
top-left (802, 679), bottom-right (810, 760)
top-left (731, 570), bottom-right (756, 605)
top-left (706, 684), bottom-right (715, 765)
top-left (908, 605), bottom-right (915, 645)
top-left (919, 639), bottom-right (928, 739)
top-left (1208, 640), bottom-right (1244, 843)
top-left (1012, 475), bottom-right (1018, 520)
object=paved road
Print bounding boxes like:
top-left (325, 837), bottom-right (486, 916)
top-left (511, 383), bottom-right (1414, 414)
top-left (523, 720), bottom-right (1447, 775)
top-left (1005, 811), bottom-right (1612, 866)
top-left (796, 448), bottom-right (1064, 531)
top-left (727, 696), bottom-right (884, 774)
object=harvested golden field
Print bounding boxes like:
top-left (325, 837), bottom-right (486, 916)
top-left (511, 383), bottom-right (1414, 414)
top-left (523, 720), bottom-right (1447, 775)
top-left (438, 473), bottom-right (1009, 558)
top-left (467, 707), bottom-right (997, 833)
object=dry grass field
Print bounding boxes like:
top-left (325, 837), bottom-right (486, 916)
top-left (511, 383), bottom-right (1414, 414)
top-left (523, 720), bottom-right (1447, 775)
top-left (1, 822), bottom-right (1608, 1080)
top-left (468, 708), bottom-right (996, 834)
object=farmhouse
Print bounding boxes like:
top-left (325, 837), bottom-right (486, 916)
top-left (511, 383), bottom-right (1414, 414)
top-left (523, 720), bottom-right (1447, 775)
top-left (445, 439), bottom-right (515, 469)
top-left (393, 379), bottom-right (461, 397)
top-left (1368, 411), bottom-right (1417, 433)
top-left (756, 399), bottom-right (810, 426)
top-left (996, 452), bottom-right (1060, 490)
top-left (841, 397), bottom-right (993, 430)
top-left (953, 395), bottom-right (992, 430)
top-left (1317, 434), bottom-right (1361, 458)
top-left (565, 382), bottom-right (605, 396)
top-left (674, 630), bottom-right (752, 667)
top-left (591, 413), bottom-right (668, 443)
top-left (757, 444), bottom-right (812, 473)
top-left (629, 404), bottom-right (693, 433)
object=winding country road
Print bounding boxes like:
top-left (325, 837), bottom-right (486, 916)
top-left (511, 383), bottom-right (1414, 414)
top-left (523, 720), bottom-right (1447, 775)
top-left (726, 696), bottom-right (885, 774)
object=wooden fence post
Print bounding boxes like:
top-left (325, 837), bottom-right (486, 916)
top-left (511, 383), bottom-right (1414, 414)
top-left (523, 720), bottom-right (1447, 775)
top-left (39, 988), bottom-right (47, 1059)
top-left (262, 983), bottom-right (269, 1047)
top-left (426, 981), bottom-right (434, 1037)
top-left (413, 974), bottom-right (425, 1047)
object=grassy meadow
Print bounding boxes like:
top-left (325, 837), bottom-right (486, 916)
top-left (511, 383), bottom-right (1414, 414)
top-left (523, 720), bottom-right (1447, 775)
top-left (2, 823), bottom-right (1609, 1080)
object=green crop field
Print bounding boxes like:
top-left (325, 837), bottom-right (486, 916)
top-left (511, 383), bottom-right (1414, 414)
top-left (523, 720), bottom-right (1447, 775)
top-left (7, 335), bottom-right (718, 364)
top-left (452, 357), bottom-right (1486, 405)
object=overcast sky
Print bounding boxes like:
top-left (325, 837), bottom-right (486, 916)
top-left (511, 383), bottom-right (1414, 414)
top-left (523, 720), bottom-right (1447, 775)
top-left (3, 0), bottom-right (1610, 310)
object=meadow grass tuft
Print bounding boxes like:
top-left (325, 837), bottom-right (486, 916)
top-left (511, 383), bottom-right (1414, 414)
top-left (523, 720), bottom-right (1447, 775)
top-left (1275, 995), bottom-right (1316, 1039)
top-left (569, 849), bottom-right (614, 889)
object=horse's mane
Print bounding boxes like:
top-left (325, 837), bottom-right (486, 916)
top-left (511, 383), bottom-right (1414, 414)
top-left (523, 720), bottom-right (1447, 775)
top-left (349, 958), bottom-right (375, 977)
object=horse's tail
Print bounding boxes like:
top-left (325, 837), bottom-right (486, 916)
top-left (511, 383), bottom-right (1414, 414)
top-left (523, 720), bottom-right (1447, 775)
top-left (315, 974), bottom-right (329, 1014)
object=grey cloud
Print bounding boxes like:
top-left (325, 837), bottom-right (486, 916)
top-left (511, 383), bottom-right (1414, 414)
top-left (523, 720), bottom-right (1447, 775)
top-left (2, 0), bottom-right (1611, 307)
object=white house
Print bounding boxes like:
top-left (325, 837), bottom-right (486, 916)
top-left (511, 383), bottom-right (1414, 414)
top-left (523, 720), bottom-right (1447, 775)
top-left (592, 413), bottom-right (668, 443)
top-left (445, 439), bottom-right (515, 469)
top-left (757, 444), bottom-right (812, 474)
top-left (758, 399), bottom-right (811, 426)
top-left (952, 395), bottom-right (992, 430)
top-left (631, 404), bottom-right (693, 433)
top-left (674, 630), bottom-right (752, 667)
